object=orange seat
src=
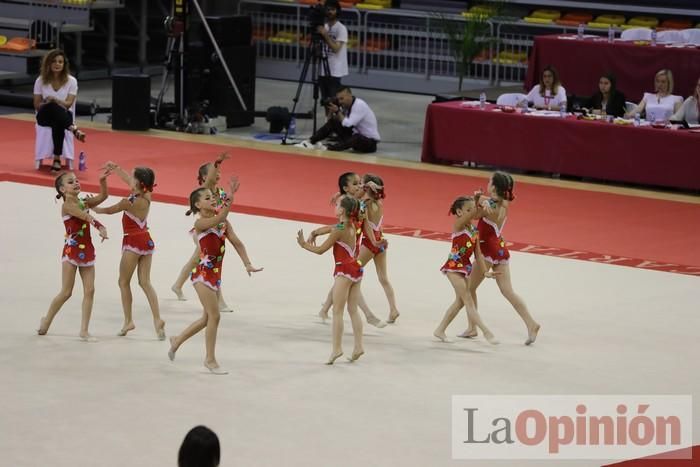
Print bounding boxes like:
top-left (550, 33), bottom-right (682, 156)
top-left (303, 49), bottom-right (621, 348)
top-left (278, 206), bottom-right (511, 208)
top-left (660, 19), bottom-right (692, 30)
top-left (0, 37), bottom-right (36, 51)
top-left (560, 12), bottom-right (593, 23)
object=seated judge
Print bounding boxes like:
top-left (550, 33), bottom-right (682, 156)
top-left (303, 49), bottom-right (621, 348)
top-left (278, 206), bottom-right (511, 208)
top-left (526, 65), bottom-right (567, 111)
top-left (589, 73), bottom-right (626, 118)
top-left (625, 69), bottom-right (683, 120)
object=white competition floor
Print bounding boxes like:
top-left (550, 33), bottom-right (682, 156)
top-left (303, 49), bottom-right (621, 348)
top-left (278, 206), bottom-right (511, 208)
top-left (1, 182), bottom-right (698, 467)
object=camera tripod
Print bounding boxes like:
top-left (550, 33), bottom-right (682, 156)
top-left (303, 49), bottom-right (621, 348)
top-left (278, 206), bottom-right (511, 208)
top-left (281, 33), bottom-right (331, 145)
top-left (155, 0), bottom-right (248, 129)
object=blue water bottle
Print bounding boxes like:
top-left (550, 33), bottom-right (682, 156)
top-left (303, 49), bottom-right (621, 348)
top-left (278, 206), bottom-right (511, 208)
top-left (78, 151), bottom-right (86, 171)
top-left (288, 117), bottom-right (296, 135)
top-left (479, 92), bottom-right (486, 110)
top-left (650, 28), bottom-right (657, 46)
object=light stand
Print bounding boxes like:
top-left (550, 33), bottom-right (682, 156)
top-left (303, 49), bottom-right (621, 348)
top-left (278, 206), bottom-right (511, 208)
top-left (155, 0), bottom-right (247, 129)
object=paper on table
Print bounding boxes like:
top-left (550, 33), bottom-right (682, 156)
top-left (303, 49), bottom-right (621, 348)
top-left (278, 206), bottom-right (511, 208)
top-left (528, 110), bottom-right (562, 117)
top-left (557, 34), bottom-right (598, 40)
top-left (460, 101), bottom-right (481, 107)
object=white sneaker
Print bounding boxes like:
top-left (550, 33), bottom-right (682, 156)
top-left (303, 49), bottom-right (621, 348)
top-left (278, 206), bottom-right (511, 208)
top-left (294, 140), bottom-right (314, 149)
top-left (314, 142), bottom-right (327, 150)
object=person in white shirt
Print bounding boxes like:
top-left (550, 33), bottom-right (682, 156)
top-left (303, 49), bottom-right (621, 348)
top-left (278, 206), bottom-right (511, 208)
top-left (670, 76), bottom-right (700, 125)
top-left (526, 65), bottom-right (567, 111)
top-left (625, 69), bottom-right (683, 121)
top-left (317, 0), bottom-right (348, 104)
top-left (32, 49), bottom-right (86, 172)
top-left (307, 86), bottom-right (380, 153)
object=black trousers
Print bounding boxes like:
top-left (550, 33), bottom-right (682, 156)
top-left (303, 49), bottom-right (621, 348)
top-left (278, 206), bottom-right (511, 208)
top-left (309, 118), bottom-right (378, 154)
top-left (36, 102), bottom-right (73, 156)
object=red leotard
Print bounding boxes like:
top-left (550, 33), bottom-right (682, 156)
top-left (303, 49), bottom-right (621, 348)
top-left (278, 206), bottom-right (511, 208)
top-left (122, 209), bottom-right (155, 255)
top-left (190, 224), bottom-right (226, 291)
top-left (61, 214), bottom-right (96, 267)
top-left (440, 225), bottom-right (479, 276)
top-left (477, 216), bottom-right (510, 265)
top-left (333, 231), bottom-right (363, 282)
top-left (361, 215), bottom-right (386, 255)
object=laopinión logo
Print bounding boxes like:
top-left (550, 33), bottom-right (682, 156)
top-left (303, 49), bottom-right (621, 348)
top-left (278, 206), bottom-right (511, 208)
top-left (451, 395), bottom-right (692, 460)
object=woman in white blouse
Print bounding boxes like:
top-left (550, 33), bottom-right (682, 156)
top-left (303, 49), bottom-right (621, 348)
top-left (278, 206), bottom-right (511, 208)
top-left (526, 65), bottom-right (567, 111)
top-left (32, 49), bottom-right (86, 172)
top-left (670, 76), bottom-right (700, 124)
top-left (625, 69), bottom-right (683, 121)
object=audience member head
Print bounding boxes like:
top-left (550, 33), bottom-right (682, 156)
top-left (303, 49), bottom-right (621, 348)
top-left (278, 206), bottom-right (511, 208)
top-left (40, 49), bottom-right (70, 85)
top-left (178, 425), bottom-right (220, 467)
top-left (654, 69), bottom-right (674, 96)
top-left (539, 65), bottom-right (561, 95)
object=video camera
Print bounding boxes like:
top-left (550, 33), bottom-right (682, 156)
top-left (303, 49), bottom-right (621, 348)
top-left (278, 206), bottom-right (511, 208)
top-left (322, 96), bottom-right (339, 108)
top-left (308, 3), bottom-right (327, 29)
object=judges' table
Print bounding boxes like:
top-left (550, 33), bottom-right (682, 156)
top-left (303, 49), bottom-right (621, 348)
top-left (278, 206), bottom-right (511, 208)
top-left (525, 34), bottom-right (700, 102)
top-left (421, 101), bottom-right (700, 190)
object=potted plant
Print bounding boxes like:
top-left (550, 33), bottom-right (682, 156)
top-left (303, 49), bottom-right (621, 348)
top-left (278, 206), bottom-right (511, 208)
top-left (435, 1), bottom-right (508, 93)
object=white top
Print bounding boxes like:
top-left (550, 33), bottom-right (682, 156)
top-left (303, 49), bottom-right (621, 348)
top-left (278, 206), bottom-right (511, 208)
top-left (323, 21), bottom-right (348, 78)
top-left (670, 96), bottom-right (700, 124)
top-left (642, 92), bottom-right (683, 122)
top-left (526, 84), bottom-right (567, 108)
top-left (33, 75), bottom-right (78, 114)
top-left (341, 97), bottom-right (380, 141)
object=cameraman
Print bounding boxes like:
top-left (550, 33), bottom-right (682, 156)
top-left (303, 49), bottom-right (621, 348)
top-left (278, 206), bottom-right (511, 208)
top-left (316, 0), bottom-right (348, 103)
top-left (307, 86), bottom-right (380, 153)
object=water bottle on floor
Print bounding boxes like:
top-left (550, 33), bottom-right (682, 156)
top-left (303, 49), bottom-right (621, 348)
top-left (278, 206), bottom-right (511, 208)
top-left (577, 23), bottom-right (584, 40)
top-left (78, 151), bottom-right (86, 171)
top-left (479, 92), bottom-right (486, 110)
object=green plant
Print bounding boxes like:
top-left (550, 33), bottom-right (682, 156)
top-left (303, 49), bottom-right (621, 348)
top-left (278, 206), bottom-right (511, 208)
top-left (435, 1), bottom-right (507, 92)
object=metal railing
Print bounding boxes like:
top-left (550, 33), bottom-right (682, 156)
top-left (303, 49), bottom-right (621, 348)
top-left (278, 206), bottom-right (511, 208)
top-left (0, 0), bottom-right (93, 48)
top-left (238, 1), bottom-right (612, 90)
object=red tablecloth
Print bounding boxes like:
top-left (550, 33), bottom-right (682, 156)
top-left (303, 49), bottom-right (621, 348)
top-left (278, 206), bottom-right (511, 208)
top-left (421, 101), bottom-right (700, 190)
top-left (525, 35), bottom-right (700, 102)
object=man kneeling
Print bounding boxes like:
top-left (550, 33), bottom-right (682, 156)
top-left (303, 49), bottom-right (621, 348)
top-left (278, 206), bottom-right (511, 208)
top-left (301, 86), bottom-right (380, 153)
